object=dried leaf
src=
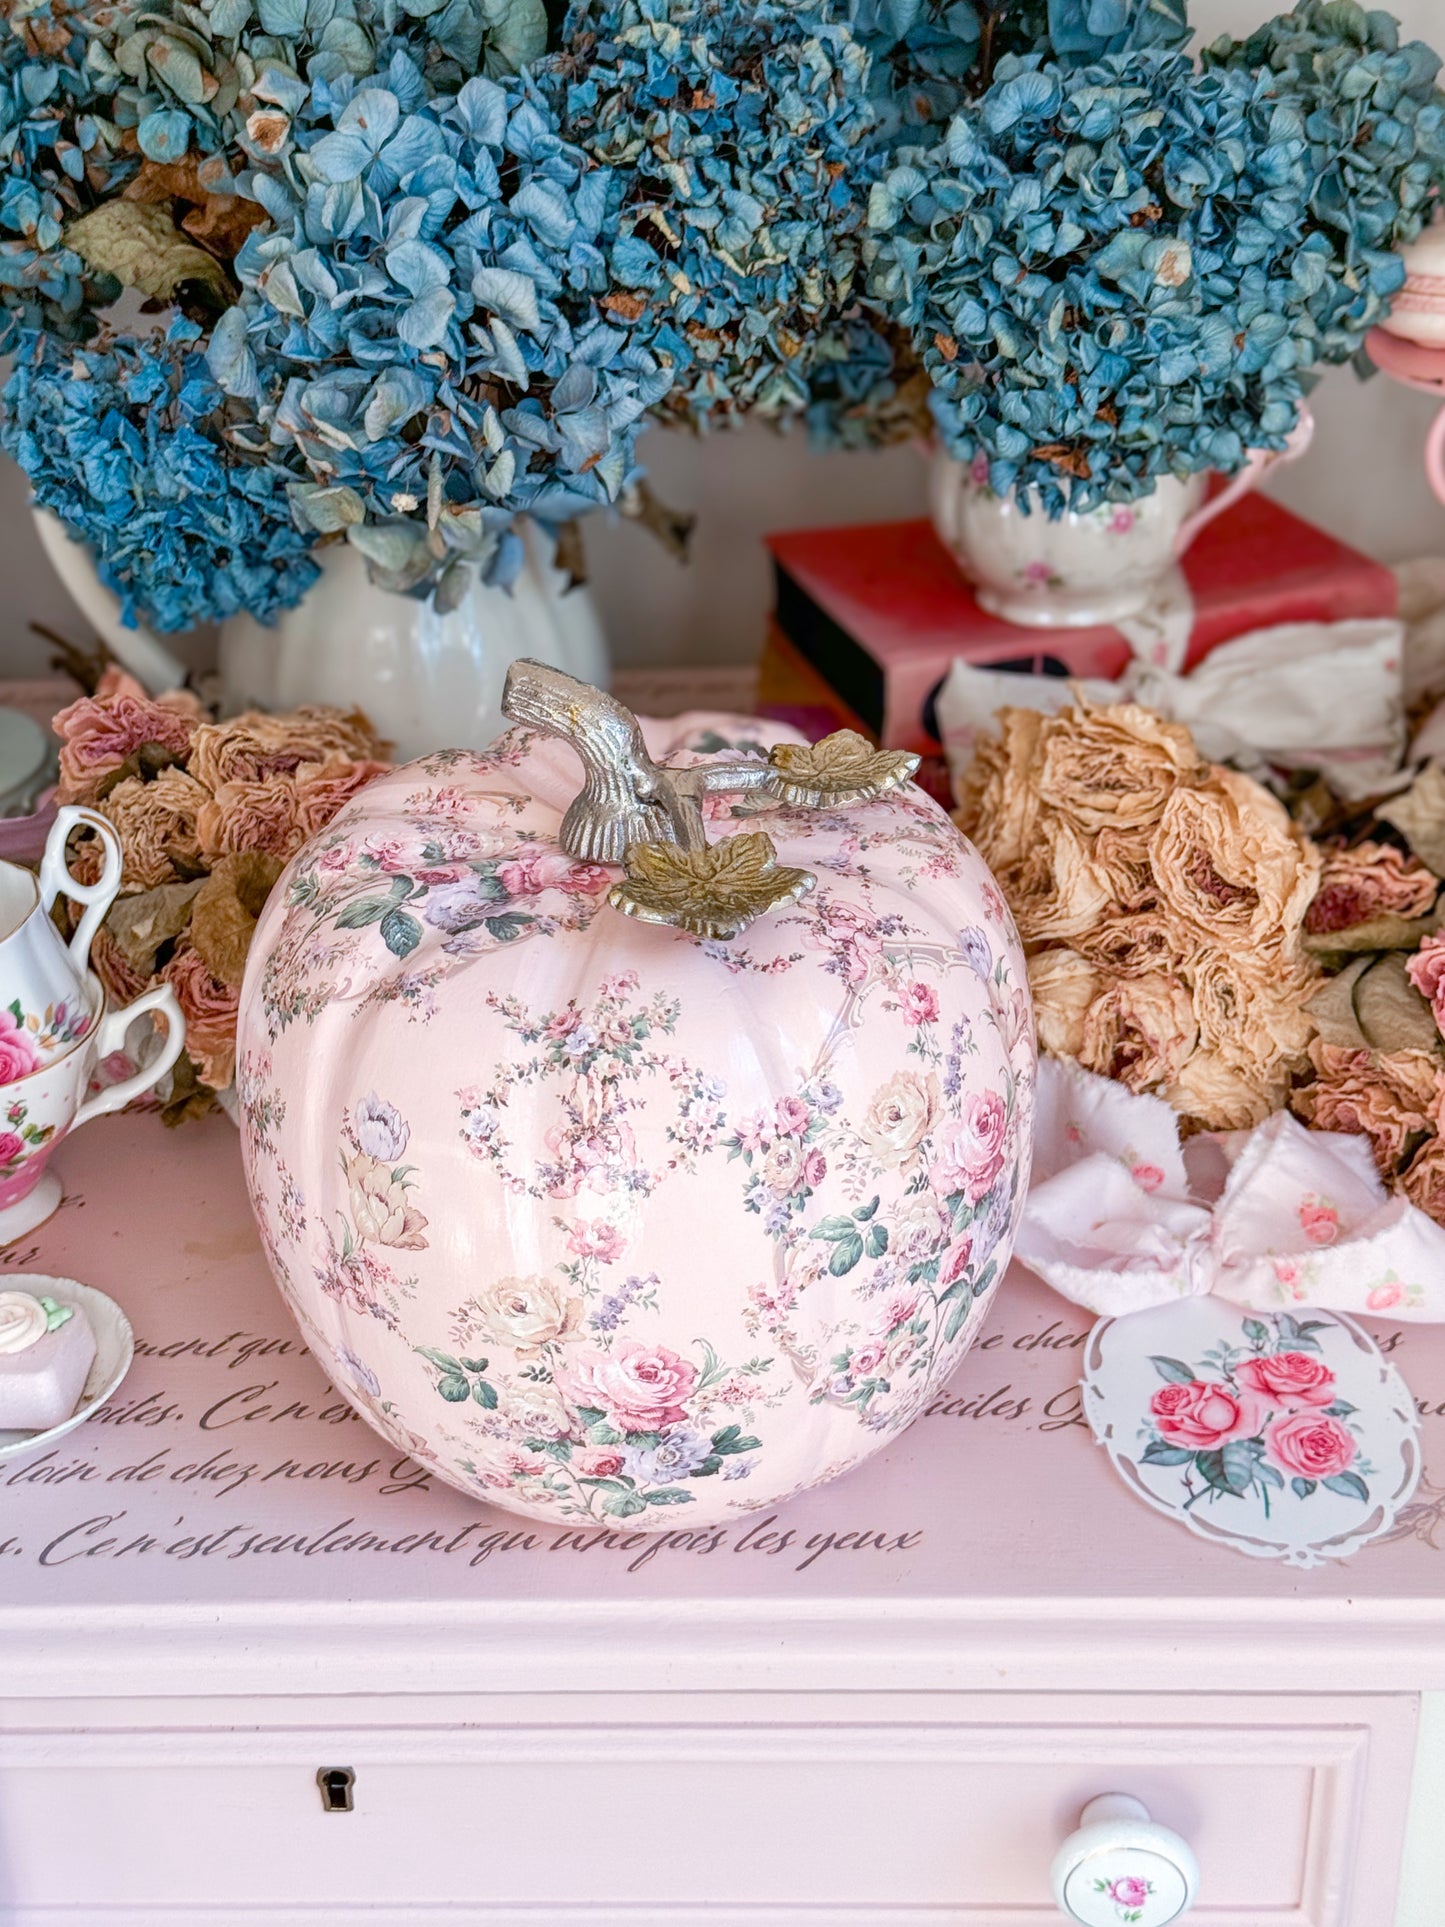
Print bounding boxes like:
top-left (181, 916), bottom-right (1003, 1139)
top-left (1379, 762), bottom-right (1445, 875)
top-left (66, 201), bottom-right (232, 311)
top-left (190, 853), bottom-right (284, 987)
top-left (161, 1049), bottom-right (220, 1127)
top-left (105, 879), bottom-right (203, 973)
top-left (1308, 954), bottom-right (1442, 1054)
top-left (1304, 908), bottom-right (1443, 956)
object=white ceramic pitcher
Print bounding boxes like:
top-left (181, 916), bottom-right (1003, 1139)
top-left (929, 408), bottom-right (1316, 628)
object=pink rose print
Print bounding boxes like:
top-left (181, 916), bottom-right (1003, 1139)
top-left (1368, 1280), bottom-right (1406, 1311)
top-left (1235, 1351), bottom-right (1336, 1410)
top-left (497, 849), bottom-right (587, 898)
top-left (1264, 1410), bottom-right (1358, 1481)
top-left (1298, 1198), bottom-right (1340, 1246)
top-left (567, 1220), bottom-right (626, 1264)
top-left (0, 1130), bottom-right (24, 1165)
top-left (901, 981), bottom-right (940, 1026)
top-left (937, 1234), bottom-right (973, 1290)
top-left (1108, 507), bottom-right (1136, 535)
top-left (560, 1341), bottom-right (699, 1431)
top-left (1150, 1379), bottom-right (1267, 1450)
top-left (1022, 560), bottom-right (1054, 584)
top-left (934, 1090), bottom-right (1008, 1202)
top-left (574, 1448), bottom-right (624, 1478)
top-left (0, 1010), bottom-right (41, 1087)
top-left (1109, 1876), bottom-right (1150, 1908)
top-left (774, 1095), bottom-right (810, 1137)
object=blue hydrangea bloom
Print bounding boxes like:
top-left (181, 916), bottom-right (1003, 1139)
top-left (548, 0), bottom-right (876, 427)
top-left (210, 67), bottom-right (670, 602)
top-left (1, 318), bottom-right (319, 632)
top-left (0, 3), bottom-right (134, 349)
top-left (865, 38), bottom-right (1445, 513)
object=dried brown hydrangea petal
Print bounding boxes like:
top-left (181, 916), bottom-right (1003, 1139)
top-left (610, 831), bottom-right (815, 940)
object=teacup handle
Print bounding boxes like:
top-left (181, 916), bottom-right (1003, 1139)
top-left (72, 985), bottom-right (186, 1132)
top-left (40, 805), bottom-right (124, 975)
top-left (1172, 404), bottom-right (1316, 558)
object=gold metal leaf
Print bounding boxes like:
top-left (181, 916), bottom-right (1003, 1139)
top-left (764, 730), bottom-right (920, 809)
top-left (609, 831), bottom-right (816, 941)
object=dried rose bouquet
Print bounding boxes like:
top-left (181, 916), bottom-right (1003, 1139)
top-left (52, 670), bottom-right (389, 1107)
top-left (956, 695), bottom-right (1321, 1131)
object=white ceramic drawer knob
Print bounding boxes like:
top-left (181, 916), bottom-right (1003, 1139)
top-left (1051, 1794), bottom-right (1200, 1924)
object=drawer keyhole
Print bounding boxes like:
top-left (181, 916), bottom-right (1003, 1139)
top-left (316, 1767), bottom-right (355, 1813)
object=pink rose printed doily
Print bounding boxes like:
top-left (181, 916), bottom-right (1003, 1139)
top-left (1082, 1299), bottom-right (1421, 1566)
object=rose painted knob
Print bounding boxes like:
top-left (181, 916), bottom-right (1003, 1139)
top-left (1051, 1795), bottom-right (1199, 1925)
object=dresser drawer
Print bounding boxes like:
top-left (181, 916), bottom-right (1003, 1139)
top-left (0, 1691), bottom-right (1416, 1924)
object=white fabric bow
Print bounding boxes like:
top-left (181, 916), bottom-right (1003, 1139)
top-left (938, 617), bottom-right (1406, 803)
top-left (1018, 1059), bottom-right (1445, 1321)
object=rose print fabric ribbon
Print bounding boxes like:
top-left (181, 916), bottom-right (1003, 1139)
top-left (1018, 1059), bottom-right (1445, 1322)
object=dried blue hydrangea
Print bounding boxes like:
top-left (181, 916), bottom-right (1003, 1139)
top-left (0, 2), bottom-right (134, 348)
top-left (1205, 0), bottom-right (1445, 355)
top-left (0, 0), bottom-right (548, 352)
top-left (1, 318), bottom-right (319, 631)
top-left (547, 0), bottom-right (876, 428)
top-left (209, 68), bottom-right (671, 603)
top-left (847, 0), bottom-right (1186, 153)
top-left (865, 37), bottom-right (1445, 513)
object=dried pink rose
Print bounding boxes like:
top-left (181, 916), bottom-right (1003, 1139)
top-left (1308, 841), bottom-right (1438, 936)
top-left (54, 683), bottom-right (197, 805)
top-left (162, 941), bottom-right (240, 1091)
top-left (196, 776), bottom-right (304, 865)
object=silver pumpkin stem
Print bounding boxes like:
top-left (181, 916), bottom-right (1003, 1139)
top-left (501, 659), bottom-right (921, 940)
top-left (502, 659), bottom-right (756, 860)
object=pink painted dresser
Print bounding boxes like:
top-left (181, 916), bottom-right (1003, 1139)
top-left (0, 1111), bottom-right (1440, 1925)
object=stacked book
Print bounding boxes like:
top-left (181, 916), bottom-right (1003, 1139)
top-left (758, 497), bottom-right (1398, 804)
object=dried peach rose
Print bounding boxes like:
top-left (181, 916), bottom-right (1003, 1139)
top-left (1076, 969), bottom-right (1199, 1093)
top-left (1292, 1040), bottom-right (1440, 1176)
top-left (188, 706), bottom-right (383, 791)
top-left (196, 775), bottom-right (304, 865)
top-left (1026, 949), bottom-right (1099, 1060)
top-left (103, 768), bottom-right (208, 888)
top-left (1152, 768), bottom-right (1319, 957)
top-left (954, 706), bottom-right (1049, 872)
top-left (1034, 696), bottom-right (1204, 833)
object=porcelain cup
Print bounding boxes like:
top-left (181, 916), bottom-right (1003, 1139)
top-left (0, 805), bottom-right (124, 1082)
top-left (0, 974), bottom-right (185, 1243)
top-left (929, 407), bottom-right (1315, 629)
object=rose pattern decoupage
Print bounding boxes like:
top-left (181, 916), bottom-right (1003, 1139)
top-left (238, 712), bottom-right (1034, 1525)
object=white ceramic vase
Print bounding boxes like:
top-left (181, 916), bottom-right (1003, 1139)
top-left (33, 505), bottom-right (608, 760)
top-left (218, 519), bottom-right (609, 759)
top-left (927, 409), bottom-right (1315, 629)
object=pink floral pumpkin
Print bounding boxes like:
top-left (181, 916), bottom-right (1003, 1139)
top-left (237, 712), bottom-right (1034, 1526)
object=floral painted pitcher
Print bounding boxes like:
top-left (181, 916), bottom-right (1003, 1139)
top-left (929, 407), bottom-right (1315, 628)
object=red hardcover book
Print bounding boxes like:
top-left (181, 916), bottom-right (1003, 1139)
top-left (764, 497), bottom-right (1399, 754)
